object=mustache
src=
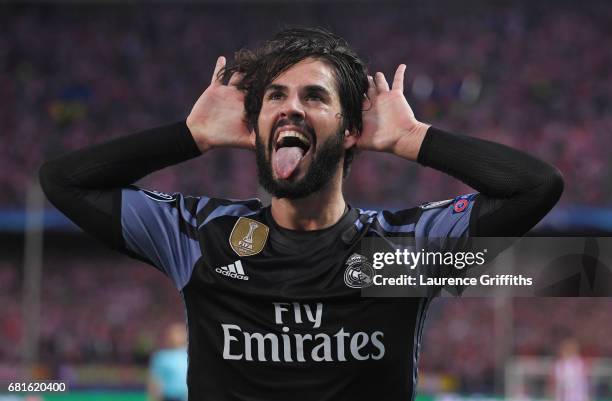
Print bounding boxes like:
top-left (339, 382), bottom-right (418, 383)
top-left (271, 117), bottom-right (316, 139)
top-left (267, 117), bottom-right (316, 154)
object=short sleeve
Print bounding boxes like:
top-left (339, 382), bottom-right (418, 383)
top-left (120, 186), bottom-right (207, 290)
top-left (416, 194), bottom-right (479, 295)
top-left (150, 351), bottom-right (164, 379)
top-left (415, 193), bottom-right (477, 249)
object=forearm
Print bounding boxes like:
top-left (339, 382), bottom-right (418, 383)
top-left (40, 121), bottom-right (201, 190)
top-left (417, 127), bottom-right (561, 197)
top-left (416, 127), bottom-right (564, 236)
top-left (39, 120), bottom-right (201, 247)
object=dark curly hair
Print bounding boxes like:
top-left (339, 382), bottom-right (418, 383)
top-left (223, 27), bottom-right (369, 178)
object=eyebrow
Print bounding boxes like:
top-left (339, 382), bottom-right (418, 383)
top-left (264, 84), bottom-right (332, 99)
top-left (265, 84), bottom-right (287, 93)
top-left (303, 85), bottom-right (331, 99)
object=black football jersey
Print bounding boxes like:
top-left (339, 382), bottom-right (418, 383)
top-left (120, 187), bottom-right (475, 401)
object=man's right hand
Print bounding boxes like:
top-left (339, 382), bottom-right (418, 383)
top-left (187, 56), bottom-right (254, 153)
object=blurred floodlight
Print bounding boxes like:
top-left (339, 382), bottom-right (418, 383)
top-left (412, 74), bottom-right (433, 100)
top-left (460, 74), bottom-right (482, 103)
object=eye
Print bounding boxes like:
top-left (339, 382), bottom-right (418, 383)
top-left (305, 93), bottom-right (323, 102)
top-left (267, 91), bottom-right (284, 101)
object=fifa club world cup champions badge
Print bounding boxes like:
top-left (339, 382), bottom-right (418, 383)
top-left (230, 217), bottom-right (270, 257)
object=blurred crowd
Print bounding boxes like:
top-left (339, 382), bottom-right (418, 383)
top-left (2, 256), bottom-right (611, 392)
top-left (422, 298), bottom-right (612, 392)
top-left (0, 256), bottom-right (184, 367)
top-left (1, 2), bottom-right (611, 209)
top-left (2, 1), bottom-right (612, 394)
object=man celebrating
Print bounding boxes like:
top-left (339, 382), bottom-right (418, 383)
top-left (40, 28), bottom-right (563, 400)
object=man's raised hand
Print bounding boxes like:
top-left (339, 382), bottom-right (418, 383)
top-left (187, 56), bottom-right (254, 153)
top-left (358, 64), bottom-right (430, 161)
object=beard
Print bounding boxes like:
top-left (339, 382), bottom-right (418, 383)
top-left (255, 122), bottom-right (346, 200)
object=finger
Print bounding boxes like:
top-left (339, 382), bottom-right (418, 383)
top-left (364, 75), bottom-right (377, 109)
top-left (392, 64), bottom-right (406, 92)
top-left (249, 131), bottom-right (256, 151)
top-left (374, 71), bottom-right (390, 92)
top-left (367, 75), bottom-right (377, 97)
top-left (211, 56), bottom-right (226, 86)
top-left (228, 71), bottom-right (244, 87)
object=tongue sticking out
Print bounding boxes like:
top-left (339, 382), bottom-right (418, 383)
top-left (273, 147), bottom-right (305, 179)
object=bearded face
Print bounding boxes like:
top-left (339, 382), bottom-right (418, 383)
top-left (254, 117), bottom-right (346, 199)
top-left (253, 58), bottom-right (351, 199)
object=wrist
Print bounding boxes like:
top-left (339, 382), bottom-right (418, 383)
top-left (392, 121), bottom-right (430, 161)
top-left (186, 118), bottom-right (212, 153)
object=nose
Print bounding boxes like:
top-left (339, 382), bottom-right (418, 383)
top-left (279, 93), bottom-right (305, 120)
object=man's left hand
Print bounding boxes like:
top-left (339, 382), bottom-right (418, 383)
top-left (358, 64), bottom-right (430, 161)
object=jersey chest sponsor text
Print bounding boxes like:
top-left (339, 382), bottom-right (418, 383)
top-left (221, 302), bottom-right (385, 363)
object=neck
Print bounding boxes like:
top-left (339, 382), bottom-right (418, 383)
top-left (270, 173), bottom-right (346, 231)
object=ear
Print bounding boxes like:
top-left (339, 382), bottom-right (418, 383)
top-left (343, 128), bottom-right (358, 149)
top-left (249, 128), bottom-right (257, 149)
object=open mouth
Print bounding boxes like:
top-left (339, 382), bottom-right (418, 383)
top-left (275, 130), bottom-right (312, 154)
top-left (272, 129), bottom-right (314, 180)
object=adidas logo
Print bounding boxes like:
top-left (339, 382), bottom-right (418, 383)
top-left (215, 260), bottom-right (249, 280)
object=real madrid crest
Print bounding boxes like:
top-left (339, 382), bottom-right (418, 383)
top-left (229, 217), bottom-right (269, 257)
top-left (344, 253), bottom-right (374, 289)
